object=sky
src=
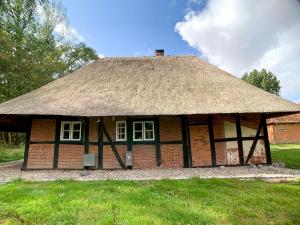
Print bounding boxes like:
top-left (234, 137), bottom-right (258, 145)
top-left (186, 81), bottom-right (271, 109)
top-left (60, 0), bottom-right (300, 102)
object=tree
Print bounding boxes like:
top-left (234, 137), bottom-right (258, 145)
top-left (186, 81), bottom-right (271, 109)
top-left (242, 69), bottom-right (281, 95)
top-left (0, 0), bottom-right (98, 103)
top-left (0, 0), bottom-right (98, 147)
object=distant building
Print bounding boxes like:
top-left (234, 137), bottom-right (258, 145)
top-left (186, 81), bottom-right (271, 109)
top-left (268, 111), bottom-right (300, 144)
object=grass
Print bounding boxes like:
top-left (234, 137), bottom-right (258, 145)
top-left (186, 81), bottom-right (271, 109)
top-left (0, 145), bottom-right (24, 163)
top-left (0, 179), bottom-right (299, 225)
top-left (271, 144), bottom-right (300, 169)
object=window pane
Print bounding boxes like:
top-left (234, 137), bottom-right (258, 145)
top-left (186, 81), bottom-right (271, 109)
top-left (145, 122), bottom-right (153, 131)
top-left (134, 122), bottom-right (143, 131)
top-left (73, 123), bottom-right (81, 131)
top-left (63, 131), bottom-right (70, 140)
top-left (63, 123), bottom-right (70, 130)
top-left (119, 133), bottom-right (125, 140)
top-left (72, 131), bottom-right (80, 140)
top-left (134, 131), bottom-right (143, 140)
top-left (145, 131), bottom-right (154, 140)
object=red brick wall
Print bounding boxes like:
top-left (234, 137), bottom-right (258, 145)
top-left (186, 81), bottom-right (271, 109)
top-left (160, 144), bottom-right (183, 168)
top-left (189, 125), bottom-right (212, 167)
top-left (30, 119), bottom-right (55, 141)
top-left (132, 145), bottom-right (157, 169)
top-left (28, 119), bottom-right (56, 169)
top-left (89, 145), bottom-right (98, 169)
top-left (269, 123), bottom-right (300, 144)
top-left (58, 144), bottom-right (84, 169)
top-left (27, 144), bottom-right (54, 169)
top-left (103, 145), bottom-right (126, 169)
top-left (160, 117), bottom-right (182, 141)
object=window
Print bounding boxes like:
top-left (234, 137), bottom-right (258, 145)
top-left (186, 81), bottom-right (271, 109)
top-left (133, 121), bottom-right (155, 141)
top-left (60, 121), bottom-right (82, 141)
top-left (116, 121), bottom-right (127, 141)
top-left (279, 124), bottom-right (286, 131)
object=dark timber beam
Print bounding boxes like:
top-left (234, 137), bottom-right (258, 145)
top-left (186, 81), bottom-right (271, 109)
top-left (154, 117), bottom-right (161, 166)
top-left (208, 115), bottom-right (217, 167)
top-left (84, 118), bottom-right (89, 154)
top-left (126, 117), bottom-right (133, 169)
top-left (98, 118), bottom-right (104, 169)
top-left (103, 124), bottom-right (126, 169)
top-left (245, 117), bottom-right (264, 164)
top-left (53, 118), bottom-right (61, 169)
top-left (235, 114), bottom-right (244, 165)
top-left (181, 116), bottom-right (192, 168)
top-left (262, 114), bottom-right (272, 165)
top-left (22, 118), bottom-right (32, 170)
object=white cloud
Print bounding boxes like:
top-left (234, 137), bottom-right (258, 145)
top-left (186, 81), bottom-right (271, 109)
top-left (175, 0), bottom-right (300, 101)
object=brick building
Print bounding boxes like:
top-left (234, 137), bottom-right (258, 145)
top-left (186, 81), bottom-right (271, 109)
top-left (267, 112), bottom-right (300, 144)
top-left (0, 51), bottom-right (299, 170)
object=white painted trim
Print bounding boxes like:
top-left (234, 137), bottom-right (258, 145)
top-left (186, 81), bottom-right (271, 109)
top-left (133, 121), bottom-right (144, 141)
top-left (116, 121), bottom-right (127, 141)
top-left (60, 121), bottom-right (82, 141)
top-left (144, 121), bottom-right (155, 141)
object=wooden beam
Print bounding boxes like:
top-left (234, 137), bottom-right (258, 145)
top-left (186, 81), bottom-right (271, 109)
top-left (84, 118), bottom-right (89, 154)
top-left (22, 119), bottom-right (32, 170)
top-left (245, 117), bottom-right (264, 164)
top-left (126, 117), bottom-right (132, 169)
top-left (98, 118), bottom-right (104, 169)
top-left (181, 116), bottom-right (192, 168)
top-left (215, 136), bottom-right (264, 142)
top-left (262, 114), bottom-right (272, 164)
top-left (235, 115), bottom-right (244, 165)
top-left (208, 115), bottom-right (217, 167)
top-left (53, 118), bottom-right (61, 169)
top-left (103, 124), bottom-right (126, 169)
top-left (154, 117), bottom-right (161, 166)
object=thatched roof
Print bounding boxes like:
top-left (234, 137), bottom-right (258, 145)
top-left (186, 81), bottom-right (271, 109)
top-left (0, 55), bottom-right (299, 117)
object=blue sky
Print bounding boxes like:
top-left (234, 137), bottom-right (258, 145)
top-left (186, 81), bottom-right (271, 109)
top-left (60, 0), bottom-right (204, 57)
top-left (60, 0), bottom-right (299, 102)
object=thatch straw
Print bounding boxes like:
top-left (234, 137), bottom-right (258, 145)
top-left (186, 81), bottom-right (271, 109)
top-left (0, 56), bottom-right (299, 116)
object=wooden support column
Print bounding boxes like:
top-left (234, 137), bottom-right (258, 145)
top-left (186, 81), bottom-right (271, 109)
top-left (208, 115), bottom-right (217, 167)
top-left (53, 118), bottom-right (61, 169)
top-left (84, 118), bottom-right (89, 154)
top-left (181, 116), bottom-right (192, 168)
top-left (22, 118), bottom-right (32, 170)
top-left (154, 117), bottom-right (161, 166)
top-left (98, 118), bottom-right (104, 169)
top-left (262, 114), bottom-right (272, 164)
top-left (245, 117), bottom-right (264, 164)
top-left (103, 124), bottom-right (126, 169)
top-left (126, 117), bottom-right (133, 169)
top-left (235, 114), bottom-right (244, 165)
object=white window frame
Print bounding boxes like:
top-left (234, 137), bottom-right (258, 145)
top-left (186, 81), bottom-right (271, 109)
top-left (144, 121), bottom-right (155, 141)
top-left (116, 121), bottom-right (127, 141)
top-left (60, 121), bottom-right (82, 141)
top-left (133, 121), bottom-right (155, 141)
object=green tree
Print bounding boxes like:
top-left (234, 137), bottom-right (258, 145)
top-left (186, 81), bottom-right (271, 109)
top-left (0, 0), bottom-right (98, 147)
top-left (242, 69), bottom-right (281, 95)
top-left (0, 0), bottom-right (98, 103)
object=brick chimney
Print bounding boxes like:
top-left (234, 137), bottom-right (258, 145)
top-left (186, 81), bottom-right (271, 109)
top-left (155, 49), bottom-right (164, 56)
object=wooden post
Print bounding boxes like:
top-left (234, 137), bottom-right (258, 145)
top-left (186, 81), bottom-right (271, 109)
top-left (208, 115), bottom-right (217, 167)
top-left (245, 117), bottom-right (263, 164)
top-left (98, 118), bottom-right (104, 169)
top-left (262, 114), bottom-right (272, 164)
top-left (181, 116), bottom-right (192, 168)
top-left (84, 118), bottom-right (89, 154)
top-left (53, 118), bottom-right (61, 169)
top-left (22, 118), bottom-right (32, 170)
top-left (235, 115), bottom-right (244, 165)
top-left (154, 117), bottom-right (161, 166)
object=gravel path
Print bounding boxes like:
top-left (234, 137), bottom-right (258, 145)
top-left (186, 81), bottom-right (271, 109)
top-left (1, 161), bottom-right (300, 183)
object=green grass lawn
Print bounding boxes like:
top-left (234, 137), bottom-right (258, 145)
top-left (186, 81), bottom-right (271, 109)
top-left (0, 179), bottom-right (299, 225)
top-left (271, 144), bottom-right (300, 169)
top-left (0, 145), bottom-right (24, 163)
